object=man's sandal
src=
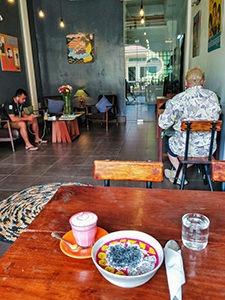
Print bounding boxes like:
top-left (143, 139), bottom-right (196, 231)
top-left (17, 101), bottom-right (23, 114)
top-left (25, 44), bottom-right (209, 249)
top-left (25, 146), bottom-right (39, 151)
top-left (35, 140), bottom-right (48, 145)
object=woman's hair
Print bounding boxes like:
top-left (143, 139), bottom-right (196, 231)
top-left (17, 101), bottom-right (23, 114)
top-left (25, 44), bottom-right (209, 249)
top-left (185, 68), bottom-right (205, 86)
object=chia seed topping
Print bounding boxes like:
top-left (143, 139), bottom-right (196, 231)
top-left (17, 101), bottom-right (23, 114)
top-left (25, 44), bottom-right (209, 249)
top-left (107, 244), bottom-right (142, 269)
top-left (96, 238), bottom-right (159, 276)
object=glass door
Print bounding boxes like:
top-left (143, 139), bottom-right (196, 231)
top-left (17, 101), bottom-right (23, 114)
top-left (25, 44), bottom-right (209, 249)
top-left (124, 0), bottom-right (186, 122)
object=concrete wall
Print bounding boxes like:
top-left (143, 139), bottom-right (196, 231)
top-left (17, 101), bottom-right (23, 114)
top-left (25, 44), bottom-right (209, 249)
top-left (0, 0), bottom-right (28, 103)
top-left (189, 0), bottom-right (225, 159)
top-left (30, 0), bottom-right (125, 117)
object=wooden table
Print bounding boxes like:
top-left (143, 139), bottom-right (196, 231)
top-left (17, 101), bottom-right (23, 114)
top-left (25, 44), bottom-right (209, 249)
top-left (49, 113), bottom-right (84, 143)
top-left (1, 186), bottom-right (225, 299)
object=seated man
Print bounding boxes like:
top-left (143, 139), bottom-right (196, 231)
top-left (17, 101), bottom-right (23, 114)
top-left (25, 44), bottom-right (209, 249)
top-left (158, 67), bottom-right (221, 185)
top-left (1, 89), bottom-right (47, 151)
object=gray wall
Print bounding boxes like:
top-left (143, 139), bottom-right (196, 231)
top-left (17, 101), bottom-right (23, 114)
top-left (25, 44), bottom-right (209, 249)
top-left (0, 0), bottom-right (28, 103)
top-left (189, 0), bottom-right (225, 159)
top-left (30, 0), bottom-right (125, 117)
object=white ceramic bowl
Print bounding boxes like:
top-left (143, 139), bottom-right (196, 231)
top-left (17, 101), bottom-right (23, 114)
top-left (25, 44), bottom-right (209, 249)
top-left (91, 230), bottom-right (164, 288)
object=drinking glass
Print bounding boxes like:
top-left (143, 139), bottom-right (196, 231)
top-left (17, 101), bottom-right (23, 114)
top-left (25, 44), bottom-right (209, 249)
top-left (182, 213), bottom-right (210, 251)
top-left (69, 212), bottom-right (98, 248)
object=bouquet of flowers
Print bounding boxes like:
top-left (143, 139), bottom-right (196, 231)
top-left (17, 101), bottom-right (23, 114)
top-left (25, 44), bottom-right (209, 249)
top-left (58, 85), bottom-right (73, 96)
top-left (58, 85), bottom-right (73, 114)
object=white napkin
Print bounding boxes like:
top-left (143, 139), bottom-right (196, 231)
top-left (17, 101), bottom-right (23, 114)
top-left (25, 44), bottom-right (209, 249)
top-left (164, 240), bottom-right (185, 300)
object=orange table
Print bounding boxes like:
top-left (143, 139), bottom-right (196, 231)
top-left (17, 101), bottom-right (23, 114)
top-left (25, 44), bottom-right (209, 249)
top-left (50, 114), bottom-right (84, 143)
top-left (52, 119), bottom-right (79, 143)
top-left (1, 186), bottom-right (225, 299)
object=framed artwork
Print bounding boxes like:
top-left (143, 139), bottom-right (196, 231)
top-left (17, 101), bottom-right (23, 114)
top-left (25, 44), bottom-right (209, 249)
top-left (0, 33), bottom-right (21, 71)
top-left (66, 33), bottom-right (94, 64)
top-left (193, 11), bottom-right (200, 57)
top-left (208, 0), bottom-right (223, 52)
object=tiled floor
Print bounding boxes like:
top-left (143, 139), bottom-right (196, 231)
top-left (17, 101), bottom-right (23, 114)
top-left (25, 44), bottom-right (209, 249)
top-left (0, 115), bottom-right (221, 257)
top-left (126, 100), bottom-right (156, 122)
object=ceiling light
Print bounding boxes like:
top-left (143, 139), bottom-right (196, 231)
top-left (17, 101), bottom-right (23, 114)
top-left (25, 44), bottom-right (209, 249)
top-left (0, 15), bottom-right (3, 22)
top-left (38, 0), bottom-right (45, 18)
top-left (8, 0), bottom-right (15, 3)
top-left (139, 0), bottom-right (144, 16)
top-left (139, 7), bottom-right (144, 16)
top-left (59, 0), bottom-right (65, 28)
top-left (144, 32), bottom-right (146, 36)
top-left (140, 16), bottom-right (145, 25)
top-left (39, 9), bottom-right (45, 18)
top-left (60, 18), bottom-right (65, 28)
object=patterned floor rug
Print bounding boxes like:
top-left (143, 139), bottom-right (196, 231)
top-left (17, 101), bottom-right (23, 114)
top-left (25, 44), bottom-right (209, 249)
top-left (0, 182), bottom-right (89, 243)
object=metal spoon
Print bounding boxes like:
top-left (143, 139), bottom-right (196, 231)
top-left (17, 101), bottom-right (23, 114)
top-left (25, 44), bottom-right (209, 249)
top-left (51, 232), bottom-right (80, 252)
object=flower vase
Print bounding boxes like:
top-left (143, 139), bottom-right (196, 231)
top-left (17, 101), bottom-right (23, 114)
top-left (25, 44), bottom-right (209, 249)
top-left (63, 94), bottom-right (71, 114)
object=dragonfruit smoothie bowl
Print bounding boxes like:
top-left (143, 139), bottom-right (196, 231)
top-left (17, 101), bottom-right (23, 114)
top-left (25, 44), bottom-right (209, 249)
top-left (91, 230), bottom-right (164, 288)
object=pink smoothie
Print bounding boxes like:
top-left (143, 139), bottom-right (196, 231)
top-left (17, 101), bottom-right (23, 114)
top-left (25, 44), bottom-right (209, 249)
top-left (69, 212), bottom-right (98, 248)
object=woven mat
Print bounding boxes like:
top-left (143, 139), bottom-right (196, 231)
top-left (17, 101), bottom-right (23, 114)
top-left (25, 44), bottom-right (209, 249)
top-left (0, 182), bottom-right (89, 243)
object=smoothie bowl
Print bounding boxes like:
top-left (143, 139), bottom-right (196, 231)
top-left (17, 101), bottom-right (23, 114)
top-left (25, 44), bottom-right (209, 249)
top-left (91, 230), bottom-right (163, 288)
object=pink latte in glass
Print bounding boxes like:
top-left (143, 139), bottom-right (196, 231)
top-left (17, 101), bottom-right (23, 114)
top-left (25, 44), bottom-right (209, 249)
top-left (69, 212), bottom-right (98, 248)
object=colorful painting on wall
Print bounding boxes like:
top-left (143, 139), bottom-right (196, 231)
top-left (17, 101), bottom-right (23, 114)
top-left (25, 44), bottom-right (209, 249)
top-left (193, 11), bottom-right (200, 57)
top-left (0, 33), bottom-right (21, 71)
top-left (208, 0), bottom-right (223, 52)
top-left (66, 33), bottom-right (94, 64)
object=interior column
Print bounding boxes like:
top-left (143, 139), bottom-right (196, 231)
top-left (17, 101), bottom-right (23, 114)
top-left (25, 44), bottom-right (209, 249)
top-left (18, 0), bottom-right (38, 111)
top-left (183, 0), bottom-right (192, 83)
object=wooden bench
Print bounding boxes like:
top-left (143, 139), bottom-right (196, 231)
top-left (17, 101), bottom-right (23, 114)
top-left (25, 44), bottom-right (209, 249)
top-left (94, 160), bottom-right (163, 188)
top-left (211, 160), bottom-right (225, 191)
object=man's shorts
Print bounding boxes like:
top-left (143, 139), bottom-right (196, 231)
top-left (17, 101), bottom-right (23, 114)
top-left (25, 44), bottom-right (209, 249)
top-left (166, 138), bottom-right (177, 157)
top-left (3, 121), bottom-right (27, 129)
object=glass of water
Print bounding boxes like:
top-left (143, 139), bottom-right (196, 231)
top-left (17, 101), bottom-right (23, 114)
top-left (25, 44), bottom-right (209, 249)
top-left (182, 213), bottom-right (210, 251)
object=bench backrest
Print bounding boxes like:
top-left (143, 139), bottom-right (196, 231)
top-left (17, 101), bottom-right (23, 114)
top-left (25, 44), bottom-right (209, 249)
top-left (94, 160), bottom-right (163, 188)
top-left (211, 161), bottom-right (225, 182)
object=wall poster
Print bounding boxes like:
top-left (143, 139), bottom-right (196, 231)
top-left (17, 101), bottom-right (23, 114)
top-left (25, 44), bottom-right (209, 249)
top-left (0, 33), bottom-right (21, 71)
top-left (208, 0), bottom-right (223, 52)
top-left (193, 11), bottom-right (201, 57)
top-left (66, 33), bottom-right (94, 64)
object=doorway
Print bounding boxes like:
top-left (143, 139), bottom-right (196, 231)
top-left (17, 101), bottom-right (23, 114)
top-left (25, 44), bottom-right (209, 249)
top-left (123, 0), bottom-right (186, 122)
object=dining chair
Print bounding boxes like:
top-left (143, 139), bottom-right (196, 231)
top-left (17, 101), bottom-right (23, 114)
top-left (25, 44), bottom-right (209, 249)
top-left (0, 105), bottom-right (20, 152)
top-left (86, 95), bottom-right (118, 132)
top-left (94, 160), bottom-right (163, 188)
top-left (211, 160), bottom-right (225, 191)
top-left (0, 120), bottom-right (20, 152)
top-left (173, 120), bottom-right (222, 191)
